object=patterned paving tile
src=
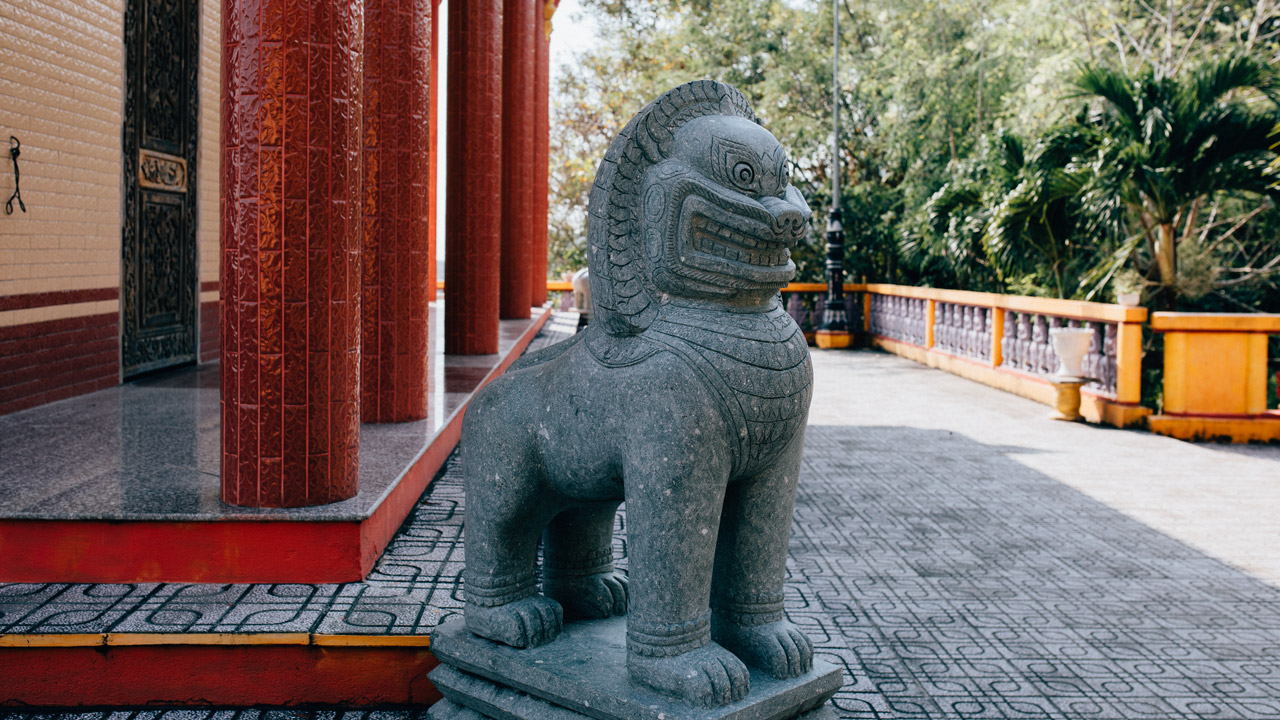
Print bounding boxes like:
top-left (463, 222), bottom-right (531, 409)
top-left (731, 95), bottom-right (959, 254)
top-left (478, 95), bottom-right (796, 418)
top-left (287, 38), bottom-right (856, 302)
top-left (5, 336), bottom-right (1280, 717)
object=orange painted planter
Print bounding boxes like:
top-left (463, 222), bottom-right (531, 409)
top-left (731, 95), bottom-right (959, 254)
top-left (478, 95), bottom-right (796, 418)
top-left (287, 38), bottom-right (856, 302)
top-left (1150, 312), bottom-right (1280, 443)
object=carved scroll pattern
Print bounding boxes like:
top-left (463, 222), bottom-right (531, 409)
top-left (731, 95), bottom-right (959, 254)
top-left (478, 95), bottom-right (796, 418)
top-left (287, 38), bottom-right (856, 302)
top-left (1000, 313), bottom-right (1118, 397)
top-left (139, 150), bottom-right (187, 191)
top-left (142, 0), bottom-right (185, 150)
top-left (934, 302), bottom-right (992, 362)
top-left (140, 198), bottom-right (183, 323)
top-left (868, 294), bottom-right (927, 346)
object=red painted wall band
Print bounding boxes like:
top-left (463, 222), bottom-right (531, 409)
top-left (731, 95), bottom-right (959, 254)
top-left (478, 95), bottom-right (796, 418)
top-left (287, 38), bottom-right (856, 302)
top-left (0, 518), bottom-right (364, 584)
top-left (0, 287), bottom-right (119, 312)
top-left (0, 644), bottom-right (441, 707)
top-left (200, 300), bottom-right (220, 364)
top-left (0, 312), bottom-right (119, 417)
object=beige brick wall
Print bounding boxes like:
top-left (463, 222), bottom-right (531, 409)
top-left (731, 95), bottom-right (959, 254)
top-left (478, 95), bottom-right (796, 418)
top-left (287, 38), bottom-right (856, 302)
top-left (0, 0), bottom-right (222, 324)
top-left (198, 0), bottom-right (221, 300)
top-left (0, 0), bottom-right (126, 321)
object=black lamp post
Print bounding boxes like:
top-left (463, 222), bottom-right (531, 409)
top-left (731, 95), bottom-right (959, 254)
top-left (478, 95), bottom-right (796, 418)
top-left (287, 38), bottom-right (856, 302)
top-left (816, 0), bottom-right (851, 349)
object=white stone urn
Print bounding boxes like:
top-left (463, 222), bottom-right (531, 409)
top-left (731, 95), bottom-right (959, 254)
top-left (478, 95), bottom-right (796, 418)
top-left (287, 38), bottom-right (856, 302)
top-left (1050, 327), bottom-right (1094, 378)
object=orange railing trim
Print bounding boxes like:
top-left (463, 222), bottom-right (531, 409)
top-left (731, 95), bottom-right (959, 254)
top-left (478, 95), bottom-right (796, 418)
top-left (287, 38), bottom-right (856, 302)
top-left (862, 283), bottom-right (1147, 323)
top-left (1150, 312), bottom-right (1280, 333)
top-left (441, 280), bottom-right (1154, 325)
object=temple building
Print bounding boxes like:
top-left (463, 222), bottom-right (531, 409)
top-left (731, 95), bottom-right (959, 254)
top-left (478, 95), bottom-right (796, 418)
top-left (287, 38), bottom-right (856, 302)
top-left (1, 0), bottom-right (556, 506)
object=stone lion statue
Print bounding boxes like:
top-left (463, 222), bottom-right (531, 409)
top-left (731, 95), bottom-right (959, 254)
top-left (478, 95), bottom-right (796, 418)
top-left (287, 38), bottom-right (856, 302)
top-left (460, 80), bottom-right (814, 709)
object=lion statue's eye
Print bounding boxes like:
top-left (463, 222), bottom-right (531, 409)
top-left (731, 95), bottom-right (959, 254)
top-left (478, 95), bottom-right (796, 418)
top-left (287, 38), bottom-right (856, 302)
top-left (732, 161), bottom-right (755, 188)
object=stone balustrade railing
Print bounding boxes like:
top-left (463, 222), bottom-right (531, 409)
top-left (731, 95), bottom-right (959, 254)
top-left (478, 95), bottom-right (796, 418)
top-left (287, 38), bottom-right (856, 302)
top-left (519, 280), bottom-right (1280, 441)
top-left (855, 284), bottom-right (1149, 428)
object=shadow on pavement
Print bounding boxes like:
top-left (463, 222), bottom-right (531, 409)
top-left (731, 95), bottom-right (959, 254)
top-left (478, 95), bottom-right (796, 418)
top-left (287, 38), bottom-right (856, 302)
top-left (794, 425), bottom-right (1280, 720)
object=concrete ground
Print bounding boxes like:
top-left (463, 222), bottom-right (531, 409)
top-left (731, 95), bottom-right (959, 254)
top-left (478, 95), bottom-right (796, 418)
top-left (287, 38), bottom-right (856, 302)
top-left (808, 349), bottom-right (1280, 585)
top-left (4, 342), bottom-right (1279, 718)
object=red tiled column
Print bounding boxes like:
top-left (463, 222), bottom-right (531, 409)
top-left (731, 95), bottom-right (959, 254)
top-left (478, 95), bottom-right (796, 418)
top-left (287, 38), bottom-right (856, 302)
top-left (530, 0), bottom-right (552, 306)
top-left (499, 0), bottom-right (536, 320)
top-left (221, 0), bottom-right (363, 506)
top-left (427, 0), bottom-right (441, 298)
top-left (360, 0), bottom-right (431, 422)
top-left (445, 0), bottom-right (503, 354)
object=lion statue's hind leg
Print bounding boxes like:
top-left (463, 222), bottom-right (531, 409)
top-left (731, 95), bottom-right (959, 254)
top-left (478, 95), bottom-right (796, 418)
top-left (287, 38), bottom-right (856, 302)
top-left (543, 502), bottom-right (629, 620)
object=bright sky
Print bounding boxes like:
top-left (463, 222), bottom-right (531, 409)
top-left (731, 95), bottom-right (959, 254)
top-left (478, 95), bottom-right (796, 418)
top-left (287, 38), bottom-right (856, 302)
top-left (549, 0), bottom-right (602, 74)
top-left (434, 1), bottom-right (602, 273)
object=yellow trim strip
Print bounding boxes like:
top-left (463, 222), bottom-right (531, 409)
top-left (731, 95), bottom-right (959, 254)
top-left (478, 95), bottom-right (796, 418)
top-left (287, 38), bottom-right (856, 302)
top-left (1151, 312), bottom-right (1280, 333)
top-left (0, 633), bottom-right (431, 648)
top-left (0, 634), bottom-right (106, 648)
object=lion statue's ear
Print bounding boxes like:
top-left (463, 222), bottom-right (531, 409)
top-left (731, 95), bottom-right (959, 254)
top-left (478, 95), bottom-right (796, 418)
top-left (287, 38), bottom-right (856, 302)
top-left (585, 80), bottom-right (759, 339)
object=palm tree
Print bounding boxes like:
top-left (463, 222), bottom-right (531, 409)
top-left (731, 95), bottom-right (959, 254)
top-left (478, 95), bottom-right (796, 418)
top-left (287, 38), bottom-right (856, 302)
top-left (1069, 54), bottom-right (1280, 306)
top-left (898, 132), bottom-right (1024, 293)
top-left (982, 126), bottom-right (1095, 299)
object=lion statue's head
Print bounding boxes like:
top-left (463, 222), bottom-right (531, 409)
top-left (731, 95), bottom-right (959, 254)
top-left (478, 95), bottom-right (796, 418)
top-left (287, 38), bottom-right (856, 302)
top-left (586, 81), bottom-right (811, 337)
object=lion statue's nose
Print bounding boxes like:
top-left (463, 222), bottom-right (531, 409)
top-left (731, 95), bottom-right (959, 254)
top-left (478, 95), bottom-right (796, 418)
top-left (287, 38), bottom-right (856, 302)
top-left (760, 195), bottom-right (808, 239)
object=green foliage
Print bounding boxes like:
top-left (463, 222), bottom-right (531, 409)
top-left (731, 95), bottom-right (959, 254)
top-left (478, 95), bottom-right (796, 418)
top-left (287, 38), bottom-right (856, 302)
top-left (1060, 54), bottom-right (1280, 307)
top-left (546, 0), bottom-right (1280, 311)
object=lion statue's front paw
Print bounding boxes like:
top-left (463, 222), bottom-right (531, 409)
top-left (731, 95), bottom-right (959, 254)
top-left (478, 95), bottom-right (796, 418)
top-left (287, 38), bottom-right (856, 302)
top-left (544, 571), bottom-right (628, 620)
top-left (713, 619), bottom-right (813, 679)
top-left (465, 596), bottom-right (563, 648)
top-left (628, 642), bottom-right (751, 707)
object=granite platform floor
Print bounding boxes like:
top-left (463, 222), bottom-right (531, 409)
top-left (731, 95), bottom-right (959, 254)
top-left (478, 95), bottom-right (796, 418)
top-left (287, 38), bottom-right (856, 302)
top-left (4, 335), bottom-right (1280, 718)
top-left (0, 303), bottom-right (547, 521)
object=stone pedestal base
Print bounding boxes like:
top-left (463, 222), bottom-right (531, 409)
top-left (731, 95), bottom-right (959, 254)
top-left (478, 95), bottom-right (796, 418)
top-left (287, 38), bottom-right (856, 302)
top-left (1048, 375), bottom-right (1095, 422)
top-left (428, 617), bottom-right (842, 720)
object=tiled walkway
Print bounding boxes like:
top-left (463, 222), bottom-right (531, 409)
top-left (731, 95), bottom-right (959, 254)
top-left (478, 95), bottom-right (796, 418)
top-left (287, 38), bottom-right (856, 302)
top-left (4, 332), bottom-right (1280, 718)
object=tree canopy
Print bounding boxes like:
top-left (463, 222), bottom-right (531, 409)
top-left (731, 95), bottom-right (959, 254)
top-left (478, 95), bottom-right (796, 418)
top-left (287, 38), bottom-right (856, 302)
top-left (548, 0), bottom-right (1280, 310)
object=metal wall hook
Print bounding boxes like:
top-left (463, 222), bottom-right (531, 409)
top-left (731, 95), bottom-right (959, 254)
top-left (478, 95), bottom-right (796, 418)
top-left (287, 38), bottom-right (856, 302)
top-left (6, 136), bottom-right (25, 215)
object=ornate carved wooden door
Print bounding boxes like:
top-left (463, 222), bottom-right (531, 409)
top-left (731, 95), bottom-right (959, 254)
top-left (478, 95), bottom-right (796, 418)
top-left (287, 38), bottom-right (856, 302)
top-left (121, 0), bottom-right (199, 376)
